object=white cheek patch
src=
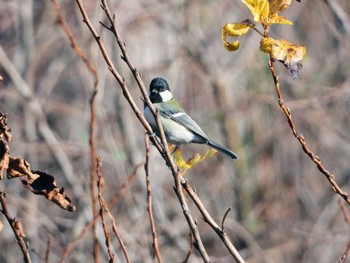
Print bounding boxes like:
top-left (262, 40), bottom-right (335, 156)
top-left (159, 90), bottom-right (173, 102)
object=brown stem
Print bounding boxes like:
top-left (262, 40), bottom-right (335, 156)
top-left (182, 181), bottom-right (245, 263)
top-left (268, 60), bottom-right (350, 205)
top-left (74, 1), bottom-right (244, 262)
top-left (0, 190), bottom-right (32, 263)
top-left (338, 241), bottom-right (350, 263)
top-left (59, 163), bottom-right (141, 262)
top-left (144, 135), bottom-right (163, 263)
top-left (96, 157), bottom-right (114, 263)
top-left (50, 0), bottom-right (101, 259)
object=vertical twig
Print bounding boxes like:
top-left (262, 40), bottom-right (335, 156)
top-left (105, 205), bottom-right (131, 263)
top-left (96, 157), bottom-right (131, 263)
top-left (96, 157), bottom-right (114, 263)
top-left (144, 135), bottom-right (163, 263)
top-left (50, 0), bottom-right (101, 260)
top-left (0, 190), bottom-right (32, 263)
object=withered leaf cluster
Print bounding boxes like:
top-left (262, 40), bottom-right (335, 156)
top-left (0, 113), bottom-right (10, 179)
top-left (0, 112), bottom-right (75, 212)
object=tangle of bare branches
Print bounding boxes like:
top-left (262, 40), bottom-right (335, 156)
top-left (60, 163), bottom-right (141, 262)
top-left (50, 0), bottom-right (101, 260)
top-left (74, 0), bottom-right (245, 262)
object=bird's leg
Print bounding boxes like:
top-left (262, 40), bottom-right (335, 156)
top-left (146, 131), bottom-right (161, 145)
top-left (170, 145), bottom-right (179, 156)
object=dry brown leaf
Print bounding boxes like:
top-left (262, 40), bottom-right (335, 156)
top-left (7, 157), bottom-right (75, 212)
top-left (0, 113), bottom-right (12, 143)
top-left (46, 187), bottom-right (76, 212)
top-left (0, 139), bottom-right (9, 180)
top-left (7, 157), bottom-right (38, 182)
top-left (20, 170), bottom-right (76, 212)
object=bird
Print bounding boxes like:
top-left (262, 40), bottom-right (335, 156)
top-left (144, 77), bottom-right (238, 159)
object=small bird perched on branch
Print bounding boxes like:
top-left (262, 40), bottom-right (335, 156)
top-left (144, 77), bottom-right (238, 159)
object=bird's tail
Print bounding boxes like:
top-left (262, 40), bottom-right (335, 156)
top-left (207, 140), bottom-right (238, 159)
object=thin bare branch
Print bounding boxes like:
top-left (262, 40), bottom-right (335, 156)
top-left (222, 207), bottom-right (232, 232)
top-left (144, 135), bottom-right (163, 263)
top-left (268, 60), bottom-right (350, 205)
top-left (96, 157), bottom-right (114, 263)
top-left (0, 190), bottom-right (32, 263)
top-left (60, 163), bottom-right (141, 262)
top-left (50, 1), bottom-right (101, 259)
top-left (182, 181), bottom-right (245, 263)
top-left (96, 157), bottom-right (131, 263)
top-left (338, 241), bottom-right (350, 263)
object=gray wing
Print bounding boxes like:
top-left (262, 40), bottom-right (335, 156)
top-left (160, 108), bottom-right (208, 140)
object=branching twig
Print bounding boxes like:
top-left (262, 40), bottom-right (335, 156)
top-left (96, 157), bottom-right (114, 263)
top-left (74, 1), bottom-right (213, 261)
top-left (74, 1), bottom-right (244, 262)
top-left (173, 177), bottom-right (211, 263)
top-left (181, 231), bottom-right (194, 263)
top-left (0, 190), bottom-right (32, 263)
top-left (59, 163), bottom-right (141, 262)
top-left (105, 201), bottom-right (131, 263)
top-left (75, 0), bottom-right (165, 157)
top-left (268, 60), bottom-right (350, 205)
top-left (222, 207), bottom-right (232, 232)
top-left (144, 135), bottom-right (163, 263)
top-left (97, 157), bottom-right (132, 263)
top-left (182, 181), bottom-right (245, 263)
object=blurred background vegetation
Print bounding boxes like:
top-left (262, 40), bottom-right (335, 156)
top-left (0, 0), bottom-right (350, 262)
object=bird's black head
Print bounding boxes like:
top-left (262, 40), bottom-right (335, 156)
top-left (149, 77), bottom-right (172, 103)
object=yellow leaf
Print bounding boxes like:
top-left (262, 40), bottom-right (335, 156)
top-left (222, 22), bottom-right (251, 37)
top-left (173, 148), bottom-right (217, 173)
top-left (223, 39), bottom-right (240, 51)
top-left (260, 37), bottom-right (306, 78)
top-left (268, 15), bottom-right (293, 25)
top-left (269, 0), bottom-right (291, 15)
top-left (242, 0), bottom-right (269, 23)
top-left (222, 20), bottom-right (253, 51)
top-left (269, 0), bottom-right (293, 24)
